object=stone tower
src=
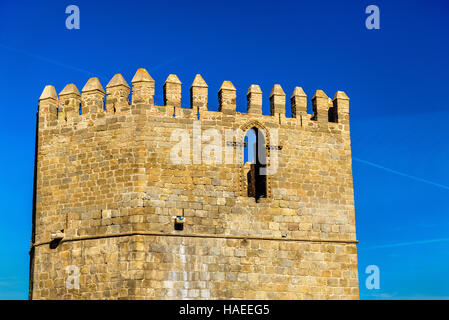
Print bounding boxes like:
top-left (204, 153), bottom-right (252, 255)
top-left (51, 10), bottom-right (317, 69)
top-left (29, 68), bottom-right (359, 299)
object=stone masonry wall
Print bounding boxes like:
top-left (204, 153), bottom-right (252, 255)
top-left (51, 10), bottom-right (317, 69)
top-left (30, 69), bottom-right (358, 299)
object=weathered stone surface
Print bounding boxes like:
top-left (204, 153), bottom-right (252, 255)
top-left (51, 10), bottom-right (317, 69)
top-left (82, 77), bottom-right (105, 94)
top-left (290, 87), bottom-right (307, 118)
top-left (218, 81), bottom-right (236, 114)
top-left (163, 74), bottom-right (182, 107)
top-left (81, 77), bottom-right (105, 115)
top-left (312, 89), bottom-right (330, 123)
top-left (39, 85), bottom-right (58, 101)
top-left (31, 72), bottom-right (358, 300)
top-left (58, 84), bottom-right (81, 121)
top-left (131, 68), bottom-right (155, 105)
top-left (190, 74), bottom-right (208, 111)
top-left (247, 85), bottom-right (262, 114)
top-left (106, 74), bottom-right (131, 113)
top-left (270, 84), bottom-right (286, 116)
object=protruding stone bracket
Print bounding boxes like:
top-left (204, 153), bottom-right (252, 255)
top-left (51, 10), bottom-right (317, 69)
top-left (50, 230), bottom-right (64, 240)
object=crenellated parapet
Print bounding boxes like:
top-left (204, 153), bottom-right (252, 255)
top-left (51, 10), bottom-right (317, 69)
top-left (38, 67), bottom-right (350, 132)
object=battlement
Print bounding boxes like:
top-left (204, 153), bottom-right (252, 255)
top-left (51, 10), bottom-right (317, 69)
top-left (38, 68), bottom-right (350, 133)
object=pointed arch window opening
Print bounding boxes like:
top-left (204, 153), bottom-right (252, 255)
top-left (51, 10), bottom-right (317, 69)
top-left (243, 127), bottom-right (267, 201)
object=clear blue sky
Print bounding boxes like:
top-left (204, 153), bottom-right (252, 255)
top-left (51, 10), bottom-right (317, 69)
top-left (0, 0), bottom-right (448, 299)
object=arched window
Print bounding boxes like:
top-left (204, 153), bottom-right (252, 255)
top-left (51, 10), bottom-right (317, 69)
top-left (243, 127), bottom-right (267, 201)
